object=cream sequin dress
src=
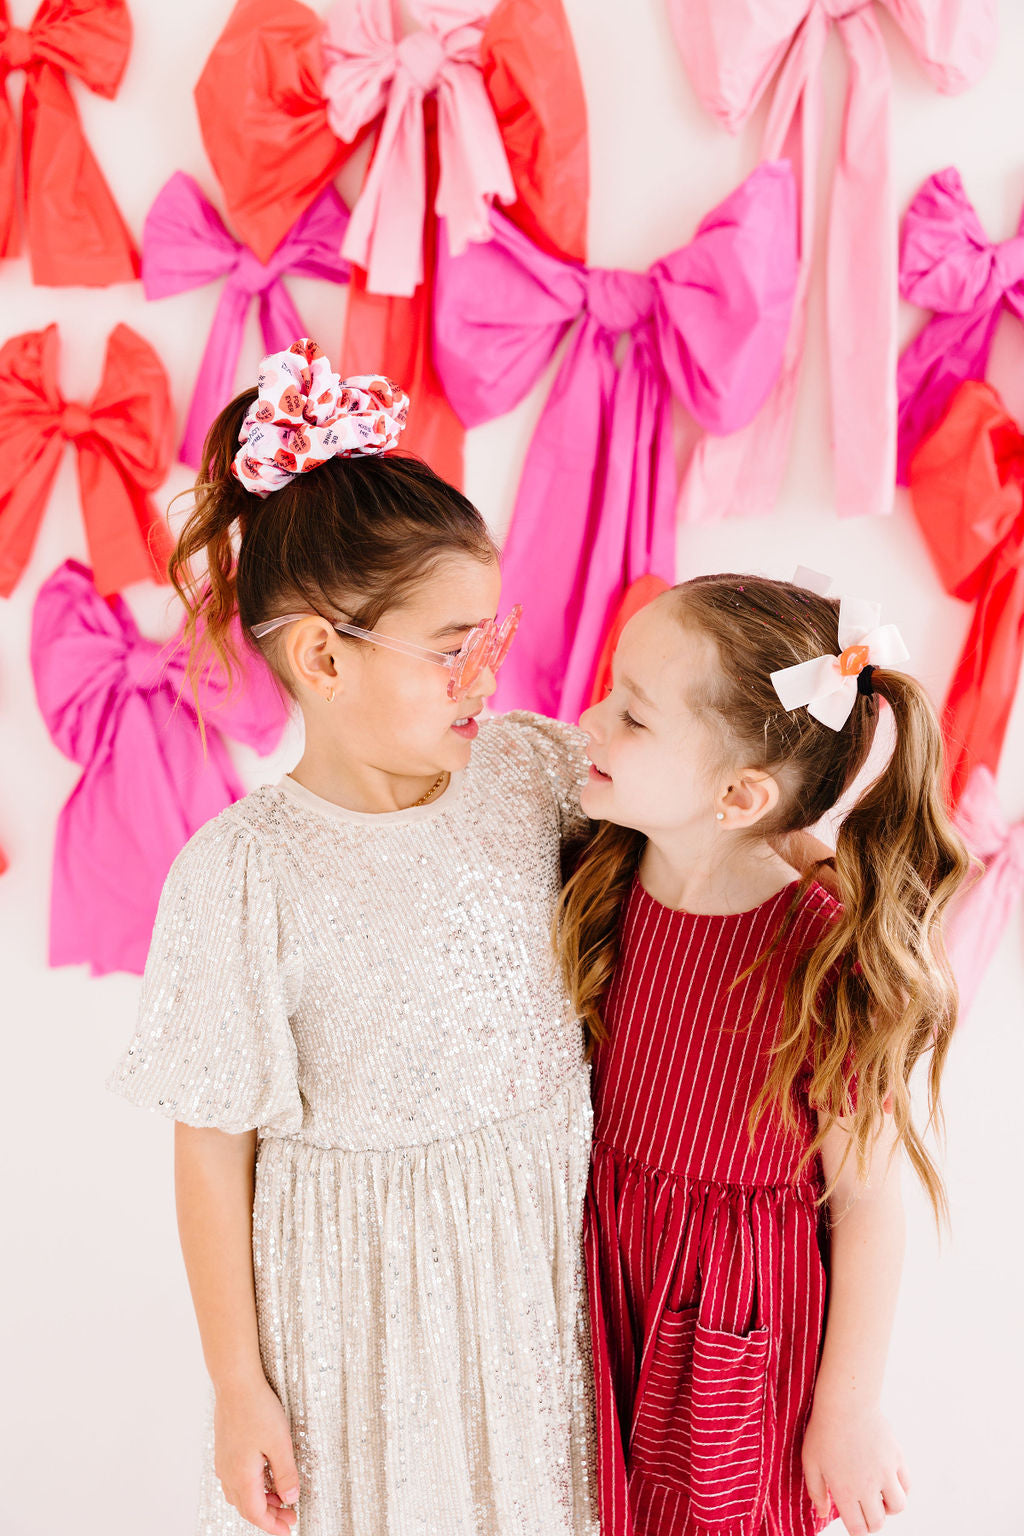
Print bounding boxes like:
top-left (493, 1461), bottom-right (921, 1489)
top-left (108, 712), bottom-right (598, 1536)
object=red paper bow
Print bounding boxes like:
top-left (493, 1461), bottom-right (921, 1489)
top-left (908, 379), bottom-right (1024, 805)
top-left (0, 0), bottom-right (138, 285)
top-left (0, 324), bottom-right (174, 598)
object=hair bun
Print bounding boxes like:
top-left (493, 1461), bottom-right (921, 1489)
top-left (232, 338), bottom-right (409, 498)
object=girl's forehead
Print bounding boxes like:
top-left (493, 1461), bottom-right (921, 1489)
top-left (401, 552), bottom-right (502, 625)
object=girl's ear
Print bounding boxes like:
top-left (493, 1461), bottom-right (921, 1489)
top-left (716, 768), bottom-right (781, 829)
top-left (283, 618), bottom-right (342, 700)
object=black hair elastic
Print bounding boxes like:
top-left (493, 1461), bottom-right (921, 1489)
top-left (856, 664), bottom-right (876, 697)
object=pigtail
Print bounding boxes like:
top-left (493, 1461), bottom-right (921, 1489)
top-left (756, 670), bottom-right (971, 1222)
top-left (168, 389), bottom-right (258, 695)
top-left (557, 821), bottom-right (646, 1054)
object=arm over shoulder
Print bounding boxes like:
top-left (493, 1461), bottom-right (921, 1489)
top-left (491, 710), bottom-right (592, 842)
top-left (106, 813), bottom-right (304, 1136)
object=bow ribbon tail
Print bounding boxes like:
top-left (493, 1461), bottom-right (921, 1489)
top-left (945, 767), bottom-right (1024, 1017)
top-left (0, 429), bottom-right (65, 597)
top-left (179, 278), bottom-right (261, 468)
top-left (0, 73), bottom-right (19, 258)
top-left (826, 9), bottom-right (895, 519)
top-left (942, 547), bottom-right (1024, 806)
top-left (676, 10), bottom-right (825, 525)
top-left (494, 318), bottom-right (622, 719)
top-left (76, 441), bottom-right (173, 596)
top-left (342, 75), bottom-right (427, 296)
top-left (22, 64), bottom-right (138, 285)
top-left (434, 62), bottom-right (515, 258)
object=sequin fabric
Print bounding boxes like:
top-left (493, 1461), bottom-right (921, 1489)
top-left (107, 711), bottom-right (599, 1536)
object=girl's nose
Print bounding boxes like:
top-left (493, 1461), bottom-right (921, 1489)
top-left (477, 663), bottom-right (498, 700)
top-left (579, 702), bottom-right (600, 740)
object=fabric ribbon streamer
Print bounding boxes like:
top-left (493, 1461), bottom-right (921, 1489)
top-left (668, 0), bottom-right (996, 525)
top-left (0, 324), bottom-right (174, 599)
top-left (142, 173), bottom-right (351, 468)
top-left (908, 379), bottom-right (1024, 806)
top-left (433, 162), bottom-right (798, 721)
top-left (0, 0), bottom-right (138, 285)
top-left (30, 558), bottom-right (290, 976)
top-left (897, 166), bottom-right (1024, 484)
top-left (944, 767), bottom-right (1024, 1017)
top-left (194, 0), bottom-right (588, 484)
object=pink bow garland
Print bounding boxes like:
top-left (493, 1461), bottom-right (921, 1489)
top-left (897, 167), bottom-right (1024, 484)
top-left (433, 162), bottom-right (798, 721)
top-left (670, 0), bottom-right (997, 525)
top-left (945, 767), bottom-right (1024, 1018)
top-left (30, 559), bottom-right (290, 976)
top-left (142, 172), bottom-right (350, 467)
top-left (322, 0), bottom-right (515, 296)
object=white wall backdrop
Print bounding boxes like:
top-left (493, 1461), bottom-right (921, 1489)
top-left (1, 1), bottom-right (1022, 1533)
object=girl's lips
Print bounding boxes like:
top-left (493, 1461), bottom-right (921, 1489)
top-left (451, 716), bottom-right (479, 740)
top-left (588, 764), bottom-right (612, 782)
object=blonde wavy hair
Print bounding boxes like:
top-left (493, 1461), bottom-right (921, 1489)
top-left (557, 576), bottom-right (971, 1219)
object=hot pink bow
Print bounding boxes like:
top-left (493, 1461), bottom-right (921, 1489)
top-left (945, 766), bottom-right (1024, 1018)
top-left (897, 167), bottom-right (1024, 484)
top-left (670, 0), bottom-right (997, 524)
top-left (30, 558), bottom-right (289, 976)
top-left (142, 172), bottom-right (350, 467)
top-left (322, 0), bottom-right (514, 296)
top-left (433, 162), bottom-right (798, 720)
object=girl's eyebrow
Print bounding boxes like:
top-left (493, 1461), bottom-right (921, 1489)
top-left (430, 618), bottom-right (492, 639)
top-left (622, 675), bottom-right (657, 710)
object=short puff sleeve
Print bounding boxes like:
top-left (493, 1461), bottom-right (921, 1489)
top-left (106, 814), bottom-right (304, 1135)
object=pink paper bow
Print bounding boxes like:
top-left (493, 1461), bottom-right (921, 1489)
top-left (142, 172), bottom-right (350, 468)
top-left (945, 766), bottom-right (1024, 1018)
top-left (322, 0), bottom-right (515, 296)
top-left (30, 558), bottom-right (290, 976)
top-left (433, 162), bottom-right (798, 720)
top-left (897, 167), bottom-right (1024, 484)
top-left (669, 0), bottom-right (997, 525)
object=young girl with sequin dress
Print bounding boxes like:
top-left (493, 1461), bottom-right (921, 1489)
top-left (107, 340), bottom-right (598, 1536)
top-left (557, 575), bottom-right (969, 1536)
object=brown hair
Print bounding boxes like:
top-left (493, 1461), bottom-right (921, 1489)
top-left (168, 388), bottom-right (497, 696)
top-left (558, 575), bottom-right (970, 1218)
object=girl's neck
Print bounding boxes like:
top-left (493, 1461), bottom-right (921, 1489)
top-left (638, 830), bottom-right (798, 916)
top-left (290, 738), bottom-right (448, 816)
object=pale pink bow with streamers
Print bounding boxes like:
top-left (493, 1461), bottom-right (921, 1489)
top-left (322, 0), bottom-right (515, 296)
top-left (670, 0), bottom-right (996, 525)
top-left (30, 558), bottom-right (289, 977)
top-left (433, 162), bottom-right (798, 720)
top-left (945, 766), bottom-right (1024, 1017)
top-left (897, 167), bottom-right (1024, 484)
top-left (234, 338), bottom-right (409, 496)
top-left (142, 173), bottom-right (351, 468)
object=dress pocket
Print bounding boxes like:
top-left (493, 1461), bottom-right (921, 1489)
top-left (629, 1309), bottom-right (771, 1526)
top-left (689, 1320), bottom-right (771, 1526)
top-left (629, 1304), bottom-right (698, 1490)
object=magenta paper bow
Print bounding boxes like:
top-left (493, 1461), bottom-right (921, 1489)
top-left (945, 766), bottom-right (1024, 1018)
top-left (30, 559), bottom-right (290, 976)
top-left (142, 172), bottom-right (350, 467)
top-left (322, 0), bottom-right (515, 296)
top-left (897, 167), bottom-right (1024, 484)
top-left (669, 0), bottom-right (996, 525)
top-left (433, 161), bottom-right (797, 720)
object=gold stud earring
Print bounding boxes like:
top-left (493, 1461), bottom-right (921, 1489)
top-left (326, 687), bottom-right (335, 704)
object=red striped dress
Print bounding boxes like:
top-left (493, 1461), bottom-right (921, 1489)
top-left (585, 874), bottom-right (843, 1536)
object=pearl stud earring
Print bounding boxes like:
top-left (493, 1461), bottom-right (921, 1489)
top-left (715, 811), bottom-right (725, 821)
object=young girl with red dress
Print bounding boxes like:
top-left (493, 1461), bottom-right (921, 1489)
top-left (558, 575), bottom-right (968, 1536)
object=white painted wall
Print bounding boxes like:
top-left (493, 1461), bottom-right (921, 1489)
top-left (1, 1), bottom-right (1021, 1532)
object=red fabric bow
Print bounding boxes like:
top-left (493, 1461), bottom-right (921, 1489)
top-left (0, 0), bottom-right (138, 285)
top-left (908, 379), bottom-right (1024, 805)
top-left (194, 0), bottom-right (588, 485)
top-left (0, 324), bottom-right (174, 598)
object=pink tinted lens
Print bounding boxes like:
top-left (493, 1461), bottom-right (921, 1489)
top-left (448, 609), bottom-right (522, 700)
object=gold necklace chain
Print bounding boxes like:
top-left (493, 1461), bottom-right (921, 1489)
top-left (409, 770), bottom-right (447, 808)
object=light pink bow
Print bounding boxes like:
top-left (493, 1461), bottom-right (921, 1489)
top-left (142, 172), bottom-right (350, 467)
top-left (670, 0), bottom-right (997, 525)
top-left (322, 0), bottom-right (515, 296)
top-left (433, 162), bottom-right (798, 720)
top-left (945, 766), bottom-right (1024, 1018)
top-left (897, 167), bottom-right (1024, 484)
top-left (30, 558), bottom-right (289, 976)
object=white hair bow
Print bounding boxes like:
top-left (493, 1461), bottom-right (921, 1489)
top-left (770, 591), bottom-right (909, 730)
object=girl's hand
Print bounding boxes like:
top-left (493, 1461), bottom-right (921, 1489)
top-left (802, 1395), bottom-right (909, 1535)
top-left (213, 1376), bottom-right (301, 1535)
